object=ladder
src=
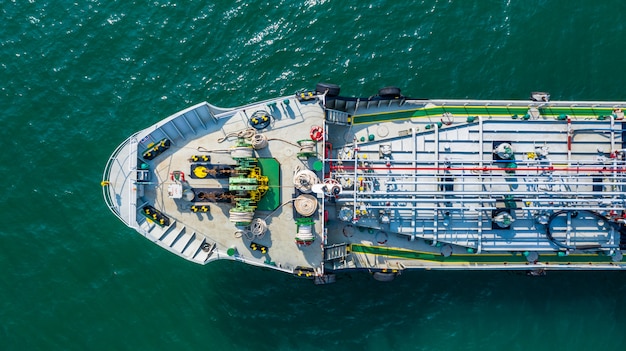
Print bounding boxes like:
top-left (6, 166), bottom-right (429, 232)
top-left (324, 243), bottom-right (348, 261)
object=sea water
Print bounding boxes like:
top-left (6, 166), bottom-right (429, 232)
top-left (2, 1), bottom-right (626, 349)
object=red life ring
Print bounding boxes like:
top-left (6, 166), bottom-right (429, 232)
top-left (310, 126), bottom-right (324, 142)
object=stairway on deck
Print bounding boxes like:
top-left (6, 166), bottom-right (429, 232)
top-left (140, 219), bottom-right (215, 263)
top-left (324, 243), bottom-right (348, 261)
top-left (325, 109), bottom-right (350, 125)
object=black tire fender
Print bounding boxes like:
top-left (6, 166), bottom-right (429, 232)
top-left (378, 86), bottom-right (402, 98)
top-left (315, 82), bottom-right (340, 97)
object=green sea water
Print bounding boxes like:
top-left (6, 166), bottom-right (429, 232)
top-left (3, 0), bottom-right (626, 350)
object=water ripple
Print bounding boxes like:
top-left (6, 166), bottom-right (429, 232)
top-left (4, 1), bottom-right (626, 350)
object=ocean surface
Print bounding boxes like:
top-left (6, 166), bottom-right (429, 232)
top-left (3, 0), bottom-right (626, 350)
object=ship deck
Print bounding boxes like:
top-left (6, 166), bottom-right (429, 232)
top-left (102, 88), bottom-right (626, 277)
top-left (323, 95), bottom-right (626, 272)
top-left (103, 98), bottom-right (328, 273)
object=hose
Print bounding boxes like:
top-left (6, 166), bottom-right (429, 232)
top-left (545, 210), bottom-right (615, 250)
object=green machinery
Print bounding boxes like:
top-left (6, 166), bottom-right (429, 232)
top-left (228, 138), bottom-right (269, 226)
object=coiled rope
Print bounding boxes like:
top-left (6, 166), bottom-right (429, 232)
top-left (296, 224), bottom-right (314, 241)
top-left (297, 139), bottom-right (316, 155)
top-left (293, 169), bottom-right (319, 193)
top-left (294, 194), bottom-right (318, 217)
top-left (250, 218), bottom-right (268, 238)
top-left (217, 128), bottom-right (257, 143)
top-left (229, 210), bottom-right (254, 224)
top-left (230, 146), bottom-right (254, 158)
top-left (251, 133), bottom-right (268, 149)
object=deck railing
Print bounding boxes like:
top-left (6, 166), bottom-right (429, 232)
top-left (101, 133), bottom-right (138, 224)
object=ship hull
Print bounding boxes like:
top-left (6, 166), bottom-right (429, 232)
top-left (102, 85), bottom-right (626, 280)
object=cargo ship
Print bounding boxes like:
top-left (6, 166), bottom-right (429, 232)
top-left (102, 83), bottom-right (626, 282)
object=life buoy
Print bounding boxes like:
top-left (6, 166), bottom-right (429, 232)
top-left (310, 126), bottom-right (324, 142)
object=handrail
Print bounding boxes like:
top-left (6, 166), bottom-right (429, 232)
top-left (101, 132), bottom-right (139, 224)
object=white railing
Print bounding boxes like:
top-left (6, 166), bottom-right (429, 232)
top-left (101, 133), bottom-right (139, 224)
